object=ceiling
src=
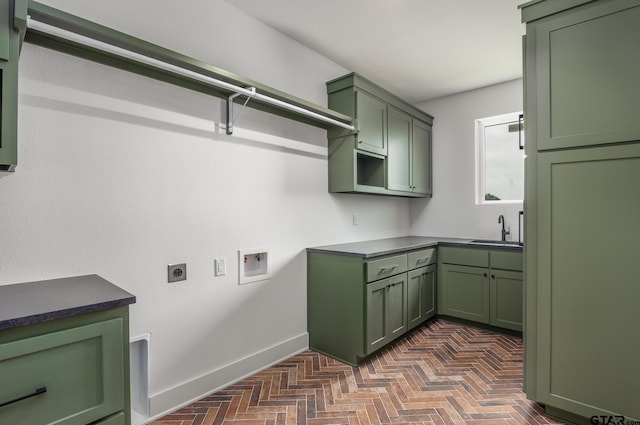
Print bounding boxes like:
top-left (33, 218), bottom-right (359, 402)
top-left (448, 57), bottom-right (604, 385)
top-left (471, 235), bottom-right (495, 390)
top-left (226, 0), bottom-right (525, 104)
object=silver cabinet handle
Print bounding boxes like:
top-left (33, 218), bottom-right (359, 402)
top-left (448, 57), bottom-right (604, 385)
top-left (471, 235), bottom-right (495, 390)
top-left (378, 265), bottom-right (398, 273)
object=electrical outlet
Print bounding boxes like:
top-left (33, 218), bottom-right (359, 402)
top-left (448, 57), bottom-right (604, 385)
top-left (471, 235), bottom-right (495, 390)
top-left (215, 258), bottom-right (226, 276)
top-left (168, 263), bottom-right (187, 283)
top-left (353, 213), bottom-right (359, 225)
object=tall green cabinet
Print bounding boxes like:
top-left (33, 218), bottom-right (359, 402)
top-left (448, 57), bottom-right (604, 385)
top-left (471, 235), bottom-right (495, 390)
top-left (521, 0), bottom-right (640, 422)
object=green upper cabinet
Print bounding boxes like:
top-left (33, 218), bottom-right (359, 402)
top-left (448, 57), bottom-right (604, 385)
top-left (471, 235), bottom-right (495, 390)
top-left (355, 90), bottom-right (387, 156)
top-left (326, 73), bottom-right (434, 197)
top-left (387, 108), bottom-right (433, 196)
top-left (525, 0), bottom-right (640, 151)
top-left (0, 0), bottom-right (27, 171)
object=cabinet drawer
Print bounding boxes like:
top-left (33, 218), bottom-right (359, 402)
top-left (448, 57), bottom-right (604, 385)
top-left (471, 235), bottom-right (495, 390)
top-left (366, 254), bottom-right (407, 282)
top-left (440, 247), bottom-right (489, 268)
top-left (490, 250), bottom-right (523, 271)
top-left (408, 248), bottom-right (436, 269)
top-left (0, 318), bottom-right (125, 425)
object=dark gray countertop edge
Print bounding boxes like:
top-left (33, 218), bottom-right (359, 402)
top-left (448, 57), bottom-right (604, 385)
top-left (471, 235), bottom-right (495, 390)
top-left (0, 274), bottom-right (136, 331)
top-left (0, 298), bottom-right (136, 330)
top-left (306, 236), bottom-right (523, 258)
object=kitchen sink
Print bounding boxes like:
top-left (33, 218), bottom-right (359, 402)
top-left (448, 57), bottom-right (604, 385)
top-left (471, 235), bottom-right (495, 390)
top-left (470, 239), bottom-right (522, 246)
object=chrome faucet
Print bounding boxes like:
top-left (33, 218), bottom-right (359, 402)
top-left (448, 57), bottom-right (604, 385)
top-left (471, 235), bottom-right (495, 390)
top-left (498, 214), bottom-right (511, 241)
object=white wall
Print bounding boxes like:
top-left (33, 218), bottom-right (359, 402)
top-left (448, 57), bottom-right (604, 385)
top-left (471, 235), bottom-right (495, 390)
top-left (411, 79), bottom-right (523, 241)
top-left (0, 0), bottom-right (411, 419)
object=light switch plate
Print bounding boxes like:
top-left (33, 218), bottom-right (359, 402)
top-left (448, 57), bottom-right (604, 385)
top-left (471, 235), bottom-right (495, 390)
top-left (215, 258), bottom-right (226, 276)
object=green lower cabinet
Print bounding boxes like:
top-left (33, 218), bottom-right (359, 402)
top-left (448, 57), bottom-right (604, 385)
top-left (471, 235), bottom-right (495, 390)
top-left (440, 264), bottom-right (490, 324)
top-left (366, 274), bottom-right (407, 355)
top-left (407, 265), bottom-right (436, 329)
top-left (490, 269), bottom-right (523, 332)
top-left (438, 246), bottom-right (522, 332)
top-left (0, 308), bottom-right (131, 425)
top-left (308, 247), bottom-right (436, 366)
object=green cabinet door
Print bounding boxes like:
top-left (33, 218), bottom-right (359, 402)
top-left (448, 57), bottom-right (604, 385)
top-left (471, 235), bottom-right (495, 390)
top-left (531, 0), bottom-right (640, 150)
top-left (407, 265), bottom-right (436, 329)
top-left (386, 111), bottom-right (433, 196)
top-left (387, 273), bottom-right (408, 340)
top-left (366, 278), bottom-right (388, 354)
top-left (489, 269), bottom-right (523, 332)
top-left (440, 264), bottom-right (490, 324)
top-left (535, 144), bottom-right (640, 420)
top-left (387, 107), bottom-right (412, 192)
top-left (355, 90), bottom-right (387, 156)
top-left (366, 273), bottom-right (407, 355)
top-left (411, 119), bottom-right (432, 196)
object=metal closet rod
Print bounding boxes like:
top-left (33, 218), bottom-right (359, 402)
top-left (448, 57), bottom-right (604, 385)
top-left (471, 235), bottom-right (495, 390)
top-left (26, 17), bottom-right (356, 133)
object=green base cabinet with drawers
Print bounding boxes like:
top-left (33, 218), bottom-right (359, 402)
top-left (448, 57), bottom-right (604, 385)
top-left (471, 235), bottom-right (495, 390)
top-left (308, 245), bottom-right (437, 366)
top-left (325, 73), bottom-right (434, 197)
top-left (438, 246), bottom-right (523, 332)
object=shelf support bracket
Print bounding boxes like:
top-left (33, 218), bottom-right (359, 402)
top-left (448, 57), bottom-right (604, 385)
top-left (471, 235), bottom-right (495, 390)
top-left (226, 87), bottom-right (256, 135)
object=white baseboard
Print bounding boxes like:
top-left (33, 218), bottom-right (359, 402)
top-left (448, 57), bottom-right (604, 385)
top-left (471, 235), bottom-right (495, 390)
top-left (145, 332), bottom-right (308, 423)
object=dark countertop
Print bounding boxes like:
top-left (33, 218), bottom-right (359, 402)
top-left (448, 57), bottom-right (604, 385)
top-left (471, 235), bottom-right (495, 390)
top-left (307, 236), bottom-right (522, 258)
top-left (0, 274), bottom-right (136, 330)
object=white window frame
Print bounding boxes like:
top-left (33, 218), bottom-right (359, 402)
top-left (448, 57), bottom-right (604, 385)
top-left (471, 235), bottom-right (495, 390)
top-left (475, 111), bottom-right (523, 205)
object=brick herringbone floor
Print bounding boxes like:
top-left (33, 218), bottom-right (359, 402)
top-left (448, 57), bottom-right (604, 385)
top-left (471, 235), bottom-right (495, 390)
top-left (149, 320), bottom-right (562, 424)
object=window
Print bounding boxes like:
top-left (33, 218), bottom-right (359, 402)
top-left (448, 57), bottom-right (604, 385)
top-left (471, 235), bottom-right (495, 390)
top-left (476, 112), bottom-right (524, 203)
